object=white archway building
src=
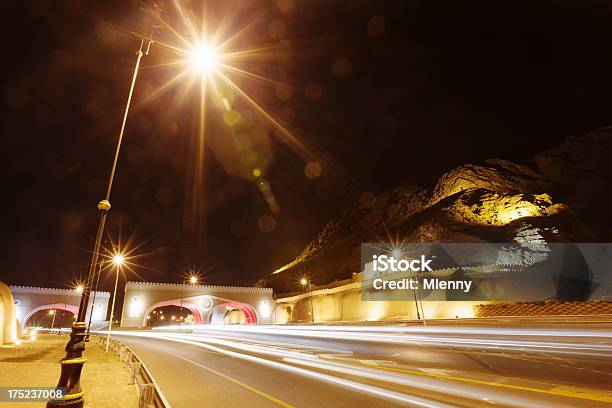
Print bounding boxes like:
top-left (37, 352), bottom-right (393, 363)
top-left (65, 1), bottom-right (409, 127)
top-left (0, 281), bottom-right (18, 344)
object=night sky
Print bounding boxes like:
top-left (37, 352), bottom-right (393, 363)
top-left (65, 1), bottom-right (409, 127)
top-left (3, 0), bottom-right (612, 294)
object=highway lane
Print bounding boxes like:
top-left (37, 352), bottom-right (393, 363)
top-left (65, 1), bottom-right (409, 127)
top-left (112, 324), bottom-right (612, 408)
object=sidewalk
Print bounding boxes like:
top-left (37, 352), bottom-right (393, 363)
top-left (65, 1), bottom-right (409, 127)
top-left (0, 333), bottom-right (138, 408)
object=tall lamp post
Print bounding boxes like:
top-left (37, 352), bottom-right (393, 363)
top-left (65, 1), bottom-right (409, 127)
top-left (105, 253), bottom-right (124, 352)
top-left (47, 8), bottom-right (160, 408)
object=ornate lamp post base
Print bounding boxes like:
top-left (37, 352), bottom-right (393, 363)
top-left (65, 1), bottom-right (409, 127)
top-left (46, 322), bottom-right (87, 407)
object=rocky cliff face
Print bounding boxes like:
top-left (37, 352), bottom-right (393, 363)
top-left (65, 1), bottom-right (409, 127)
top-left (268, 127), bottom-right (612, 284)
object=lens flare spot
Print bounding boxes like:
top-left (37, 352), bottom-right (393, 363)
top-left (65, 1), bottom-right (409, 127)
top-left (276, 0), bottom-right (295, 13)
top-left (223, 110), bottom-right (241, 126)
top-left (331, 57), bottom-right (352, 78)
top-left (305, 82), bottom-right (323, 101)
top-left (305, 162), bottom-right (322, 179)
top-left (258, 214), bottom-right (277, 233)
top-left (367, 15), bottom-right (386, 37)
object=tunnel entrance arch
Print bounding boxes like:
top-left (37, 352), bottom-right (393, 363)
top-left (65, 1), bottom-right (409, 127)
top-left (22, 303), bottom-right (78, 327)
top-left (143, 300), bottom-right (204, 326)
top-left (208, 300), bottom-right (259, 325)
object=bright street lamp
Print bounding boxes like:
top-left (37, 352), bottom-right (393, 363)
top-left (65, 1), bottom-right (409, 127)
top-left (105, 251), bottom-right (125, 352)
top-left (190, 45), bottom-right (219, 74)
top-left (75, 285), bottom-right (84, 294)
top-left (112, 254), bottom-right (125, 266)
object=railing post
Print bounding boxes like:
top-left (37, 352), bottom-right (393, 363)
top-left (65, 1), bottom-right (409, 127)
top-left (138, 383), bottom-right (155, 408)
top-left (131, 362), bottom-right (142, 385)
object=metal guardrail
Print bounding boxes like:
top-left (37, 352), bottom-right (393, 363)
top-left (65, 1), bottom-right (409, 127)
top-left (90, 335), bottom-right (170, 408)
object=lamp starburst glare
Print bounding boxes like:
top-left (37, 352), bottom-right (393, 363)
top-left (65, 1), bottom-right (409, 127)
top-left (190, 45), bottom-right (218, 74)
top-left (112, 253), bottom-right (125, 266)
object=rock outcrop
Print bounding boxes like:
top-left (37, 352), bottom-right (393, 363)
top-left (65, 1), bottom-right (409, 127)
top-left (267, 127), bottom-right (612, 289)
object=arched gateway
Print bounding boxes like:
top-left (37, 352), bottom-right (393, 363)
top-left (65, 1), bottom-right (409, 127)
top-left (9, 286), bottom-right (110, 327)
top-left (120, 281), bottom-right (274, 327)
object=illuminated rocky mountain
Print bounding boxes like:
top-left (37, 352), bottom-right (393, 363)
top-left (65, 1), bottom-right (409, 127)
top-left (264, 127), bottom-right (612, 292)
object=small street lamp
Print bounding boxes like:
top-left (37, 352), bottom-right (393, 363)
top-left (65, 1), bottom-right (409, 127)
top-left (86, 257), bottom-right (105, 333)
top-left (180, 273), bottom-right (199, 328)
top-left (105, 252), bottom-right (124, 352)
top-left (300, 277), bottom-right (314, 324)
top-left (49, 309), bottom-right (56, 334)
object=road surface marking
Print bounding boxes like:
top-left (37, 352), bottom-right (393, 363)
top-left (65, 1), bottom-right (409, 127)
top-left (175, 354), bottom-right (295, 408)
top-left (321, 357), bottom-right (612, 403)
top-left (167, 336), bottom-right (454, 408)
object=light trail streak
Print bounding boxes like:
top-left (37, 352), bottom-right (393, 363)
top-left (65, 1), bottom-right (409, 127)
top-left (283, 357), bottom-right (545, 408)
top-left (192, 323), bottom-right (612, 338)
top-left (107, 329), bottom-right (612, 406)
top-left (180, 325), bottom-right (612, 357)
top-left (113, 331), bottom-right (455, 408)
top-left (159, 332), bottom-right (586, 406)
top-left (175, 354), bottom-right (296, 408)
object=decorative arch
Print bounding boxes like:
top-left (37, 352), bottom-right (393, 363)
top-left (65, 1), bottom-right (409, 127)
top-left (143, 299), bottom-right (204, 326)
top-left (218, 301), bottom-right (258, 324)
top-left (22, 303), bottom-right (78, 327)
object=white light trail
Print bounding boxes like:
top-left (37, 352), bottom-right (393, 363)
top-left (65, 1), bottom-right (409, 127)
top-left (113, 331), bottom-right (454, 408)
top-left (181, 325), bottom-right (612, 357)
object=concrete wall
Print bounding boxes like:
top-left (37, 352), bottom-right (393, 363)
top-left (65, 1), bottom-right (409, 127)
top-left (10, 286), bottom-right (110, 327)
top-left (476, 300), bottom-right (612, 317)
top-left (0, 281), bottom-right (18, 344)
top-left (120, 282), bottom-right (275, 327)
top-left (274, 282), bottom-right (486, 323)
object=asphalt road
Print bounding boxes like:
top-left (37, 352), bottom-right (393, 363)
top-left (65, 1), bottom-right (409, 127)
top-left (113, 323), bottom-right (612, 408)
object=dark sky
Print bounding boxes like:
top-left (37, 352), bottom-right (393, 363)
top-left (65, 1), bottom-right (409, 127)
top-left (3, 0), bottom-right (612, 294)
